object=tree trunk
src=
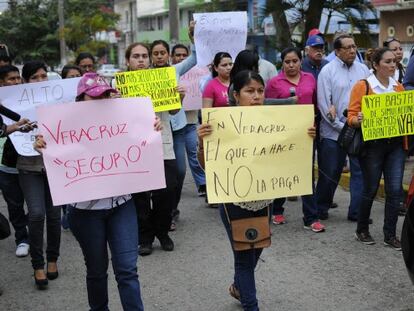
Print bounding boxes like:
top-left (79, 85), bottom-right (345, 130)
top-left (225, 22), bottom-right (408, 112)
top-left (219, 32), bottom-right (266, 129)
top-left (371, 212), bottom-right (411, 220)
top-left (169, 0), bottom-right (180, 44)
top-left (267, 0), bottom-right (292, 50)
top-left (304, 0), bottom-right (324, 40)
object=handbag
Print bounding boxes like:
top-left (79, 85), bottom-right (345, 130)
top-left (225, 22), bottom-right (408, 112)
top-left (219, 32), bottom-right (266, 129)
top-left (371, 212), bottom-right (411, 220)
top-left (337, 80), bottom-right (369, 156)
top-left (224, 205), bottom-right (271, 251)
top-left (0, 212), bottom-right (11, 240)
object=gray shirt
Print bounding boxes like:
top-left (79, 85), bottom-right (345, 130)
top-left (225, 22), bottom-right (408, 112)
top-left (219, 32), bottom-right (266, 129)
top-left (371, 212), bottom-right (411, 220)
top-left (317, 57), bottom-right (370, 141)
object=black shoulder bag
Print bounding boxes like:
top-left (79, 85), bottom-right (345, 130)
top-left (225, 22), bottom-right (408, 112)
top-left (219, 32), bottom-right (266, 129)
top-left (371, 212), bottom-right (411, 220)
top-left (337, 79), bottom-right (369, 156)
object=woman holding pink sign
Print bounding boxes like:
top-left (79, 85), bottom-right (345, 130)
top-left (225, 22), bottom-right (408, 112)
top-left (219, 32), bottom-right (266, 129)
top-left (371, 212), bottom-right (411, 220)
top-left (35, 73), bottom-right (162, 310)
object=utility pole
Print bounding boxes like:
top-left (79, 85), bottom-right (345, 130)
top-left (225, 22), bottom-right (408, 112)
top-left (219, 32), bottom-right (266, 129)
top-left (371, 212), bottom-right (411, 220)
top-left (58, 0), bottom-right (67, 65)
top-left (169, 0), bottom-right (180, 44)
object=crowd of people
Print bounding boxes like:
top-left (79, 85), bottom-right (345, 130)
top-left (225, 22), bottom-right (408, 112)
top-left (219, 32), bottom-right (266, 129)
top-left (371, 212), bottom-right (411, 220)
top-left (0, 22), bottom-right (413, 311)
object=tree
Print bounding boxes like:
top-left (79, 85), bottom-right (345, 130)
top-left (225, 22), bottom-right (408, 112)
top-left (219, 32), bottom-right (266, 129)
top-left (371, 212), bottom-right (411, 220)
top-left (0, 0), bottom-right (119, 65)
top-left (266, 0), bottom-right (377, 50)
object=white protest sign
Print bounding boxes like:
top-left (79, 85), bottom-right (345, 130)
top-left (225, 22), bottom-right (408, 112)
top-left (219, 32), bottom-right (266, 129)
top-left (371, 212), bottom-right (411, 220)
top-left (194, 11), bottom-right (247, 66)
top-left (0, 78), bottom-right (80, 156)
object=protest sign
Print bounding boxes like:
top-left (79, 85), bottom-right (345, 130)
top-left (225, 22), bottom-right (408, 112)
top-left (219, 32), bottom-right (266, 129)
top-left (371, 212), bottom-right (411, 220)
top-left (361, 90), bottom-right (414, 141)
top-left (115, 67), bottom-right (181, 112)
top-left (37, 97), bottom-right (166, 206)
top-left (194, 11), bottom-right (247, 67)
top-left (0, 78), bottom-right (80, 156)
top-left (202, 105), bottom-right (314, 204)
top-left (179, 66), bottom-right (210, 110)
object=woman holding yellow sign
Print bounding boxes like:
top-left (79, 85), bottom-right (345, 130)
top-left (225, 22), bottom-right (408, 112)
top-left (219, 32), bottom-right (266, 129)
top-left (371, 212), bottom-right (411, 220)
top-left (198, 70), bottom-right (316, 311)
top-left (347, 47), bottom-right (406, 250)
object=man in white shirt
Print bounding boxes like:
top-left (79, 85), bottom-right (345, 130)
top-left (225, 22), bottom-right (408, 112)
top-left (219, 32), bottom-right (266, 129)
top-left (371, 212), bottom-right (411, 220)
top-left (316, 34), bottom-right (370, 222)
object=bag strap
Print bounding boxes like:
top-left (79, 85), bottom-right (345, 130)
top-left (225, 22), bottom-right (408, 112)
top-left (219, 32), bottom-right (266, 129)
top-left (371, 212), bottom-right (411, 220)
top-left (362, 79), bottom-right (369, 95)
top-left (223, 203), bottom-right (270, 224)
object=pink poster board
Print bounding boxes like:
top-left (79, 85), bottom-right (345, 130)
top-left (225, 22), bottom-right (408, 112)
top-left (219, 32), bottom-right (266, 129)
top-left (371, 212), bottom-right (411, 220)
top-left (36, 97), bottom-right (166, 206)
top-left (179, 66), bottom-right (210, 111)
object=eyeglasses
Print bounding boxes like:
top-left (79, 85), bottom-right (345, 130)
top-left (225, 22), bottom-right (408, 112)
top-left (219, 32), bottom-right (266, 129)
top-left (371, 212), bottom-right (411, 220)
top-left (340, 45), bottom-right (357, 51)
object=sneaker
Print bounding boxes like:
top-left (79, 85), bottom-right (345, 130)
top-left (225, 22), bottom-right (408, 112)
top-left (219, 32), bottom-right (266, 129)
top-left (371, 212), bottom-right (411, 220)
top-left (272, 215), bottom-right (286, 225)
top-left (304, 221), bottom-right (325, 233)
top-left (61, 214), bottom-right (69, 230)
top-left (384, 237), bottom-right (402, 251)
top-left (355, 231), bottom-right (375, 245)
top-left (198, 185), bottom-right (206, 197)
top-left (158, 235), bottom-right (174, 251)
top-left (138, 243), bottom-right (153, 256)
top-left (16, 242), bottom-right (29, 257)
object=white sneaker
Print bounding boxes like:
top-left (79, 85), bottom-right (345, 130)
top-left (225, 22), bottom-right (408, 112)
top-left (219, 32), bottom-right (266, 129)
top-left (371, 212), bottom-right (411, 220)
top-left (16, 243), bottom-right (29, 257)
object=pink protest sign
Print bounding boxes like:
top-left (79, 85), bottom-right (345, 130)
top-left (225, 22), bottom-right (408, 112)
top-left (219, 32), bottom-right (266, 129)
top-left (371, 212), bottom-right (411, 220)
top-left (36, 97), bottom-right (166, 206)
top-left (179, 66), bottom-right (210, 111)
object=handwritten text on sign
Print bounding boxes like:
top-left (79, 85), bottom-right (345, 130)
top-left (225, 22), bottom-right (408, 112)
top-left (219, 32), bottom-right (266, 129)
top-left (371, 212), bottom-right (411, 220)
top-left (0, 78), bottom-right (80, 156)
top-left (179, 66), bottom-right (210, 111)
top-left (37, 98), bottom-right (166, 206)
top-left (194, 11), bottom-right (247, 67)
top-left (115, 67), bottom-right (181, 112)
top-left (361, 90), bottom-right (414, 141)
top-left (202, 106), bottom-right (314, 204)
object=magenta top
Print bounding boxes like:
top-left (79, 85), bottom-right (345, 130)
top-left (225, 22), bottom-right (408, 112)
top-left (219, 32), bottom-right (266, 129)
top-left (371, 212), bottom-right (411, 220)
top-left (202, 77), bottom-right (229, 108)
top-left (265, 71), bottom-right (317, 106)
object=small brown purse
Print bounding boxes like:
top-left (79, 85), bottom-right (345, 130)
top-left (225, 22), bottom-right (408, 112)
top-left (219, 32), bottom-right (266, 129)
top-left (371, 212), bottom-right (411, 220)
top-left (224, 205), bottom-right (271, 251)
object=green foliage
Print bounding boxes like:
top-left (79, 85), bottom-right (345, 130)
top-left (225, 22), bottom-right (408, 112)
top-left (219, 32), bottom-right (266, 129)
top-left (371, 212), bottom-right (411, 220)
top-left (0, 0), bottom-right (119, 66)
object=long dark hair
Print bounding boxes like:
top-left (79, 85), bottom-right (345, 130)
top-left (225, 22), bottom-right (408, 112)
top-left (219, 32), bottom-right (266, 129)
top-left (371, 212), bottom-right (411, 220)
top-left (212, 52), bottom-right (232, 78)
top-left (230, 50), bottom-right (259, 83)
top-left (22, 61), bottom-right (47, 82)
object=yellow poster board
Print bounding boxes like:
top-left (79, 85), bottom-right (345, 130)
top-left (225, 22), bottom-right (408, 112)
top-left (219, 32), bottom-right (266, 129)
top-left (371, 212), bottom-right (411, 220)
top-left (202, 105), bottom-right (314, 204)
top-left (115, 67), bottom-right (181, 112)
top-left (361, 90), bottom-right (414, 141)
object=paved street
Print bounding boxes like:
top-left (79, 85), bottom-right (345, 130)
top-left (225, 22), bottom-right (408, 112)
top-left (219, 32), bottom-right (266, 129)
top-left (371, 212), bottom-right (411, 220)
top-left (1, 176), bottom-right (414, 311)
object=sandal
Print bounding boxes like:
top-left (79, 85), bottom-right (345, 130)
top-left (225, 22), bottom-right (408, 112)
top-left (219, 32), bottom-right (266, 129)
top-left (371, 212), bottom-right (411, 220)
top-left (229, 284), bottom-right (240, 301)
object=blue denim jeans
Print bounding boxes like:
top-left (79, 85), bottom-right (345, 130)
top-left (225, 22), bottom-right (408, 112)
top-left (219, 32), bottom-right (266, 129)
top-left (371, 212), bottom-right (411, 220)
top-left (68, 200), bottom-right (144, 311)
top-left (173, 124), bottom-right (206, 207)
top-left (357, 139), bottom-right (405, 239)
top-left (0, 171), bottom-right (28, 245)
top-left (19, 170), bottom-right (61, 269)
top-left (316, 138), bottom-right (363, 219)
top-left (220, 203), bottom-right (268, 311)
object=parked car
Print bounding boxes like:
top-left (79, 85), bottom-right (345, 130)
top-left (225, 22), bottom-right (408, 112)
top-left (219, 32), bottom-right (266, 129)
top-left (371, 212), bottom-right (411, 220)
top-left (97, 64), bottom-right (120, 77)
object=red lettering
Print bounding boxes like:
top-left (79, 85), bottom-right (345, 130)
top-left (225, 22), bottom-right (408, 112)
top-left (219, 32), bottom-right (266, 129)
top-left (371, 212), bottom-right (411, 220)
top-left (119, 123), bottom-right (128, 134)
top-left (90, 156), bottom-right (104, 173)
top-left (127, 145), bottom-right (141, 162)
top-left (41, 120), bottom-right (61, 144)
top-left (64, 160), bottom-right (78, 179)
top-left (69, 130), bottom-right (78, 144)
top-left (99, 125), bottom-right (112, 139)
top-left (113, 152), bottom-right (129, 168)
top-left (87, 126), bottom-right (98, 140)
top-left (76, 159), bottom-right (88, 175)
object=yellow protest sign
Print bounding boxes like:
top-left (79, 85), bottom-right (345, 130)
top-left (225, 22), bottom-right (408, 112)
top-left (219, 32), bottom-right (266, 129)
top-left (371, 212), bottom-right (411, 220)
top-left (361, 90), bottom-right (414, 141)
top-left (202, 105), bottom-right (314, 204)
top-left (115, 67), bottom-right (181, 112)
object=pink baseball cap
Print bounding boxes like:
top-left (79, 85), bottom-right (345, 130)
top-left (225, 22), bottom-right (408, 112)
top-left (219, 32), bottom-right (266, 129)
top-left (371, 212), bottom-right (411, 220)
top-left (308, 28), bottom-right (322, 37)
top-left (77, 72), bottom-right (117, 98)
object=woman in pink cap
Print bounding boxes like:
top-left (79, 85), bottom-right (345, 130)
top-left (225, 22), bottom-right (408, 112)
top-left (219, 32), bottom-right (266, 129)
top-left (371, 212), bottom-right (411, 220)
top-left (35, 72), bottom-right (162, 310)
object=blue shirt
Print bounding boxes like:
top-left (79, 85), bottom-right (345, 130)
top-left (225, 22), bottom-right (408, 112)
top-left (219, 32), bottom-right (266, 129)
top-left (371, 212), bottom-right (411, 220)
top-left (170, 44), bottom-right (197, 131)
top-left (317, 57), bottom-right (370, 140)
top-left (301, 57), bottom-right (329, 80)
top-left (403, 55), bottom-right (414, 90)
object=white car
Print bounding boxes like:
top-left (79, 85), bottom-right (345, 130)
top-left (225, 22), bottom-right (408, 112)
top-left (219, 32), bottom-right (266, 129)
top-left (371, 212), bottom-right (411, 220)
top-left (97, 64), bottom-right (120, 77)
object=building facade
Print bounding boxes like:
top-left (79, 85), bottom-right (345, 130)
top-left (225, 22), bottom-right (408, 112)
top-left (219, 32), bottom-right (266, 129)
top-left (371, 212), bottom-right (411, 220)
top-left (372, 0), bottom-right (414, 65)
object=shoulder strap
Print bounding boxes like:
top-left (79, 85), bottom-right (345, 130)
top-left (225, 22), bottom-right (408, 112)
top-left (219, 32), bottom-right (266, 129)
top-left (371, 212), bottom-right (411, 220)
top-left (361, 79), bottom-right (369, 95)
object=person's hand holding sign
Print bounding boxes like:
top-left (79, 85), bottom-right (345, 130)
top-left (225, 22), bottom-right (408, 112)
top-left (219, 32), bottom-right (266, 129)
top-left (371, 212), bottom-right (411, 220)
top-left (188, 20), bottom-right (195, 44)
top-left (352, 111), bottom-right (364, 128)
top-left (307, 126), bottom-right (316, 139)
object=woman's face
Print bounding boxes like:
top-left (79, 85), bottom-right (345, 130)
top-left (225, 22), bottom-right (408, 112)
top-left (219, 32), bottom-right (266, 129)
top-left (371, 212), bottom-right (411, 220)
top-left (374, 51), bottom-right (396, 79)
top-left (215, 57), bottom-right (233, 79)
top-left (234, 79), bottom-right (264, 106)
top-left (79, 58), bottom-right (95, 74)
top-left (28, 68), bottom-right (48, 83)
top-left (65, 69), bottom-right (81, 79)
top-left (282, 52), bottom-right (301, 77)
top-left (151, 44), bottom-right (169, 67)
top-left (127, 45), bottom-right (150, 70)
top-left (388, 40), bottom-right (403, 63)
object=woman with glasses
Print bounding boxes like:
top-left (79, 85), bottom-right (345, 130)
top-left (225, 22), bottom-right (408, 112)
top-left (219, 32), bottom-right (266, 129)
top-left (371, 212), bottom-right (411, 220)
top-left (383, 38), bottom-right (405, 83)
